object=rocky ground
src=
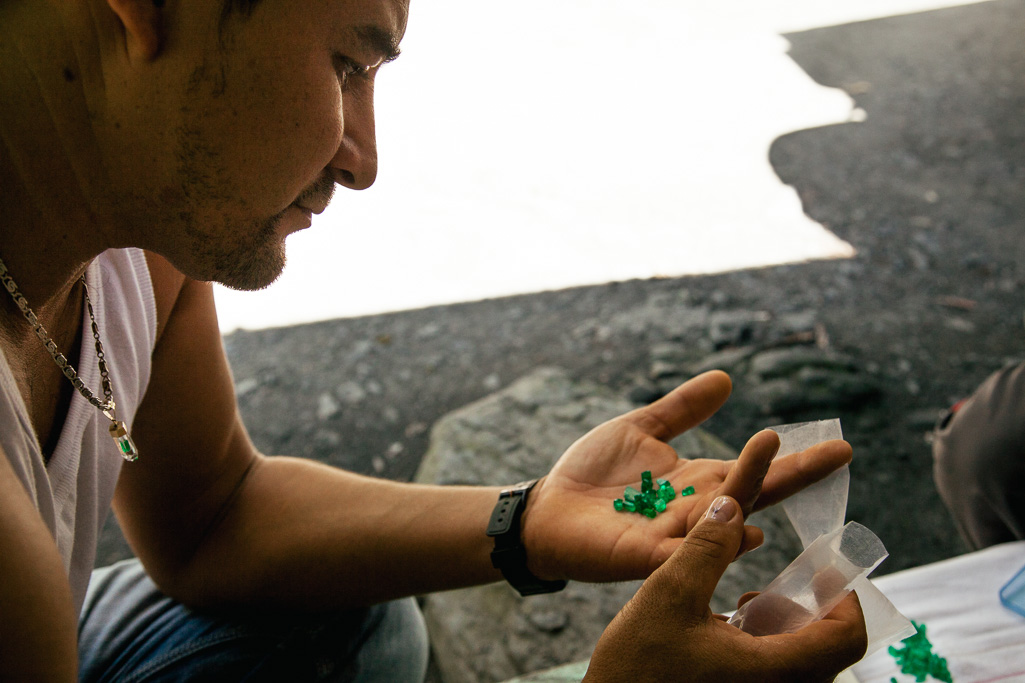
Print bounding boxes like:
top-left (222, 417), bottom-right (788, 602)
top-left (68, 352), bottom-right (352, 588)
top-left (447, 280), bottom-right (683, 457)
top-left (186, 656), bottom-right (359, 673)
top-left (95, 0), bottom-right (1023, 625)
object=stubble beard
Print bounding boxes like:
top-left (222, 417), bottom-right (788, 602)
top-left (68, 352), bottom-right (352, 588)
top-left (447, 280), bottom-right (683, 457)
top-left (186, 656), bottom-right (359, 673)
top-left (171, 118), bottom-right (290, 292)
top-left (160, 54), bottom-right (294, 292)
top-left (195, 211), bottom-right (288, 292)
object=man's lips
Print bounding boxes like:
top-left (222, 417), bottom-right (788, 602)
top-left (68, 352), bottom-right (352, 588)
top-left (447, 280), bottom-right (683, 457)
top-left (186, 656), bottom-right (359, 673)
top-left (293, 199), bottom-right (328, 215)
top-left (293, 180), bottom-right (335, 216)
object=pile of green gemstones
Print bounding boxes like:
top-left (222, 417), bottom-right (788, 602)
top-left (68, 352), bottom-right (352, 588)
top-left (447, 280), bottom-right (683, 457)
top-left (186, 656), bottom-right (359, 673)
top-left (613, 470), bottom-right (694, 519)
top-left (888, 621), bottom-right (953, 683)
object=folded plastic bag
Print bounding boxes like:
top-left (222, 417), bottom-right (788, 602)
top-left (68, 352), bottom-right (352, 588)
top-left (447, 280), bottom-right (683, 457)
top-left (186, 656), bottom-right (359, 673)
top-left (729, 419), bottom-right (916, 656)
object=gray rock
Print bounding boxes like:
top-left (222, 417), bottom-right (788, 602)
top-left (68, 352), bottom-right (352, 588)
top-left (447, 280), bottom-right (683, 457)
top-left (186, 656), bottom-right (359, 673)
top-left (709, 310), bottom-right (772, 349)
top-left (649, 360), bottom-right (684, 381)
top-left (417, 368), bottom-right (631, 487)
top-left (608, 299), bottom-right (709, 338)
top-left (416, 368), bottom-right (803, 683)
top-left (748, 347), bottom-right (860, 380)
top-left (749, 369), bottom-right (881, 415)
top-left (774, 311), bottom-right (819, 337)
top-left (626, 382), bottom-right (662, 405)
top-left (649, 342), bottom-right (691, 364)
top-left (686, 346), bottom-right (757, 376)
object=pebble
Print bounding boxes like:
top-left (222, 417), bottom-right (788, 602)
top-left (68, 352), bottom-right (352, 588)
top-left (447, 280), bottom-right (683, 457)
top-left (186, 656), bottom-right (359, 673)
top-left (943, 317), bottom-right (976, 333)
top-left (405, 421), bottom-right (429, 437)
top-left (337, 381), bottom-right (368, 405)
top-left (317, 392), bottom-right (340, 421)
top-left (235, 378), bottom-right (259, 397)
top-left (525, 609), bottom-right (569, 634)
top-left (649, 360), bottom-right (682, 381)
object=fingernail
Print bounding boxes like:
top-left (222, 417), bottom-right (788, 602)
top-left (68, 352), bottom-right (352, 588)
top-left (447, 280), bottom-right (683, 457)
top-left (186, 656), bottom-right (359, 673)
top-left (706, 496), bottom-right (737, 522)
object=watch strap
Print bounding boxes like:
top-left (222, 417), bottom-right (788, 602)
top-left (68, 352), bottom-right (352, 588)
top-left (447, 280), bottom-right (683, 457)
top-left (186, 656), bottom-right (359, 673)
top-left (485, 479), bottom-right (567, 596)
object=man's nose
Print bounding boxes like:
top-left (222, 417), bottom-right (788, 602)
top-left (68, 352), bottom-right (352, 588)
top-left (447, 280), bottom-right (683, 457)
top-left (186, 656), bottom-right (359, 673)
top-left (330, 89), bottom-right (378, 190)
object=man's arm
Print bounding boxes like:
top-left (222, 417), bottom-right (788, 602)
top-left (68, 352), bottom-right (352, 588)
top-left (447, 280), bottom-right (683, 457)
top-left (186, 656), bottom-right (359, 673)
top-left (114, 254), bottom-right (506, 610)
top-left (118, 253), bottom-right (856, 613)
top-left (0, 446), bottom-right (78, 682)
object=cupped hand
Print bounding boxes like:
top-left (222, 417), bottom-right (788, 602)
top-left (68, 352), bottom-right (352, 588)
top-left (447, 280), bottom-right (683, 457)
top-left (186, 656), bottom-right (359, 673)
top-left (584, 496), bottom-right (868, 682)
top-left (522, 370), bottom-right (852, 582)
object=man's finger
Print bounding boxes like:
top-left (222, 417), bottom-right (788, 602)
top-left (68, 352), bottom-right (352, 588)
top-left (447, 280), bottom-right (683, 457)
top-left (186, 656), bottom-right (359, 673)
top-left (736, 591), bottom-right (760, 609)
top-left (756, 439), bottom-right (853, 509)
top-left (720, 429), bottom-right (780, 515)
top-left (625, 370), bottom-right (732, 442)
top-left (766, 591), bottom-right (868, 679)
top-left (653, 495), bottom-right (745, 616)
top-left (736, 525), bottom-right (764, 559)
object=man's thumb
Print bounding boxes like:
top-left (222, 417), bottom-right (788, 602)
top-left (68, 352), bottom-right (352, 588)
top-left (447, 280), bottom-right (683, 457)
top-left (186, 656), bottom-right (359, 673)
top-left (662, 496), bottom-right (746, 615)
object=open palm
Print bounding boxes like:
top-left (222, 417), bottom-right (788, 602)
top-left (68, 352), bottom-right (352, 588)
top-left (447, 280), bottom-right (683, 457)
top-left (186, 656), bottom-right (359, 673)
top-left (521, 371), bottom-right (852, 583)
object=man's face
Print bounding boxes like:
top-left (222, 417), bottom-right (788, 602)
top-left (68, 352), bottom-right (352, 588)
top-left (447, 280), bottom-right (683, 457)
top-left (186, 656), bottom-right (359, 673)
top-left (107, 0), bottom-right (408, 290)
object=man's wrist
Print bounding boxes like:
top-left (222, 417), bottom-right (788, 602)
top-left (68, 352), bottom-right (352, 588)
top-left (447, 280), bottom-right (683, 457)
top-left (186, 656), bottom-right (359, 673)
top-left (485, 479), bottom-right (566, 596)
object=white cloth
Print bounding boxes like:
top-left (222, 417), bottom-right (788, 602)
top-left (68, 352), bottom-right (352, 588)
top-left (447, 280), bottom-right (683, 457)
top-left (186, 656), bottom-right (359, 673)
top-left (0, 248), bottom-right (156, 615)
top-left (852, 540), bottom-right (1025, 683)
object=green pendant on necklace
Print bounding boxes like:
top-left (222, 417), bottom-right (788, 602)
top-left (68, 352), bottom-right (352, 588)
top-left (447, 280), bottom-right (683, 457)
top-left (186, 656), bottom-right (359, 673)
top-left (109, 420), bottom-right (139, 462)
top-left (0, 256), bottom-right (140, 463)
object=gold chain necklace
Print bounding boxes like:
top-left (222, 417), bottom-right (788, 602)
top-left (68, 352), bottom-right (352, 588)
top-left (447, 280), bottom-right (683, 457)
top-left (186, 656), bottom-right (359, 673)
top-left (0, 256), bottom-right (139, 462)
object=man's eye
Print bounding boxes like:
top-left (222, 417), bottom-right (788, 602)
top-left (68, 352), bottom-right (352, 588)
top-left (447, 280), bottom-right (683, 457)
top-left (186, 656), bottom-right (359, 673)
top-left (333, 54), bottom-right (370, 89)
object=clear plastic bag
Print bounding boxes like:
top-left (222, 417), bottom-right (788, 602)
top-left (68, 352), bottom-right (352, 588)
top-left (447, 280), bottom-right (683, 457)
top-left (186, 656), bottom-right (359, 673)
top-left (734, 420), bottom-right (916, 653)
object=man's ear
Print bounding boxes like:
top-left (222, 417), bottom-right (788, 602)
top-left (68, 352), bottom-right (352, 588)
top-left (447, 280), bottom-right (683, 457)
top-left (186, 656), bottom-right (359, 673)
top-left (106, 0), bottom-right (163, 61)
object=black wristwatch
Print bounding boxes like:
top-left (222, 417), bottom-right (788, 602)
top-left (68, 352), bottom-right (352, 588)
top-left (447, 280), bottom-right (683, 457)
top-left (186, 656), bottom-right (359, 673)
top-left (485, 479), bottom-right (567, 596)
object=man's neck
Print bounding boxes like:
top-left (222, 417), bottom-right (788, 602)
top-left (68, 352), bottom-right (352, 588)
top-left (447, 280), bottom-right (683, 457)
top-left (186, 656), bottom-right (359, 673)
top-left (0, 0), bottom-right (113, 310)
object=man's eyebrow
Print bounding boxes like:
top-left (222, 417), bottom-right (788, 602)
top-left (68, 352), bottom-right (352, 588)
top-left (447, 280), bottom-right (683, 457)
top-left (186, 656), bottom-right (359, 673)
top-left (354, 25), bottom-right (402, 62)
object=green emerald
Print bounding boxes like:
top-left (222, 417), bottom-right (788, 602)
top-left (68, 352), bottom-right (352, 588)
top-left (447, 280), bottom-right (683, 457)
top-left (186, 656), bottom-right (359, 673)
top-left (641, 471), bottom-right (653, 493)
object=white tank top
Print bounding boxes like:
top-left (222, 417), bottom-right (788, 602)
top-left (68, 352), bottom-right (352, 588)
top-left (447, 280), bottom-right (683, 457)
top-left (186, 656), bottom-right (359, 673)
top-left (0, 248), bottom-right (156, 615)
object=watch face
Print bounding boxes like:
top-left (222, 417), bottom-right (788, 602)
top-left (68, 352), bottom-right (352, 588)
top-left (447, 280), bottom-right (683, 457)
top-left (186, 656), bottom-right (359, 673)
top-left (504, 479), bottom-right (537, 495)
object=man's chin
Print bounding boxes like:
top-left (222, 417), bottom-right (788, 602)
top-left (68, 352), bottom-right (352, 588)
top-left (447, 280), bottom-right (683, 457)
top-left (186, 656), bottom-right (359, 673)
top-left (218, 273), bottom-right (281, 292)
top-left (196, 242), bottom-right (288, 292)
top-left (215, 256), bottom-right (286, 292)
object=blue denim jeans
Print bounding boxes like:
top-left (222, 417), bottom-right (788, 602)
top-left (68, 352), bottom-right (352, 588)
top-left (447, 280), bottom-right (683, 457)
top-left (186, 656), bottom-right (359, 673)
top-left (78, 559), bottom-right (429, 683)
